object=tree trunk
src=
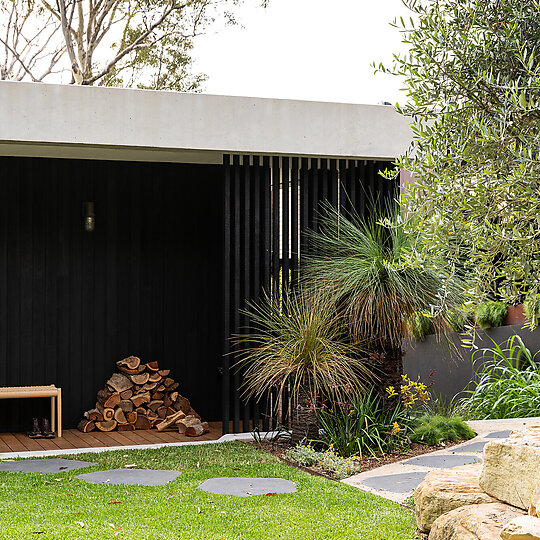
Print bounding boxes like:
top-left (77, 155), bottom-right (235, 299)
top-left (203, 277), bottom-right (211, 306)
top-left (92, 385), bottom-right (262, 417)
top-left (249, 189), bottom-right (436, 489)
top-left (290, 388), bottom-right (319, 445)
top-left (376, 345), bottom-right (403, 409)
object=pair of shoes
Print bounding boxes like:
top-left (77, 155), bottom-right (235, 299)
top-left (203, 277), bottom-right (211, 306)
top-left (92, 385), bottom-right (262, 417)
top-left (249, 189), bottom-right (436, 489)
top-left (28, 418), bottom-right (55, 439)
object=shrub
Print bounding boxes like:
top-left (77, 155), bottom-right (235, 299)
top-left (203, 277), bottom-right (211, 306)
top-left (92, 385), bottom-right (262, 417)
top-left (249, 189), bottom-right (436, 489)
top-left (407, 312), bottom-right (434, 341)
top-left (284, 443), bottom-right (362, 479)
top-left (410, 414), bottom-right (475, 446)
top-left (524, 294), bottom-right (540, 330)
top-left (316, 388), bottom-right (413, 458)
top-left (458, 335), bottom-right (540, 419)
top-left (475, 301), bottom-right (507, 330)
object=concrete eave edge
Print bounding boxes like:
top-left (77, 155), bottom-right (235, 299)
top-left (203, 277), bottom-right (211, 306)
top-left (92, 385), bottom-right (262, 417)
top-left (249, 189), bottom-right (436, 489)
top-left (0, 81), bottom-right (413, 163)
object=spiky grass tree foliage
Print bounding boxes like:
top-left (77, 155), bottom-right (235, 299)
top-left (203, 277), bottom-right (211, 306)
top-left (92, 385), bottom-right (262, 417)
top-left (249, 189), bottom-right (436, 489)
top-left (234, 291), bottom-right (373, 444)
top-left (305, 207), bottom-right (464, 401)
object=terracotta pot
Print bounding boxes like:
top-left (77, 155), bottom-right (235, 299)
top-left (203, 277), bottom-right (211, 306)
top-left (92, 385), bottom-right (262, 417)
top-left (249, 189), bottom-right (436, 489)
top-left (504, 304), bottom-right (526, 326)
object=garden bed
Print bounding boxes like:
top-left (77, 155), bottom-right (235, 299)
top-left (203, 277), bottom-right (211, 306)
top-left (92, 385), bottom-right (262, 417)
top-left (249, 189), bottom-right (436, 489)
top-left (250, 438), bottom-right (465, 481)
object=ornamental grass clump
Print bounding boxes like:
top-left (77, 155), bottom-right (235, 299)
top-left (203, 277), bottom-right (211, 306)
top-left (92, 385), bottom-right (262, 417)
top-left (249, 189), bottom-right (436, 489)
top-left (316, 388), bottom-right (412, 458)
top-left (458, 335), bottom-right (540, 419)
top-left (234, 290), bottom-right (373, 444)
top-left (409, 415), bottom-right (475, 446)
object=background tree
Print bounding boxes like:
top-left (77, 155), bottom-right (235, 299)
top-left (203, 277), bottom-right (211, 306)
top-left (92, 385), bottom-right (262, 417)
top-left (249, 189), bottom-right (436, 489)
top-left (379, 0), bottom-right (540, 304)
top-left (1, 1), bottom-right (64, 81)
top-left (1, 0), bottom-right (266, 90)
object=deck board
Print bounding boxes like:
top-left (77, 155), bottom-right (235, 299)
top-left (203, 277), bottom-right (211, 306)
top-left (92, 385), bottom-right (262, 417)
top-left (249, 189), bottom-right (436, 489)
top-left (0, 422), bottom-right (222, 454)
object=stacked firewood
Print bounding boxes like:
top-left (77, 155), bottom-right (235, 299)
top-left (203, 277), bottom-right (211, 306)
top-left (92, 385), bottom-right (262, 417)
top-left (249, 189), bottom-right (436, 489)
top-left (77, 356), bottom-right (209, 436)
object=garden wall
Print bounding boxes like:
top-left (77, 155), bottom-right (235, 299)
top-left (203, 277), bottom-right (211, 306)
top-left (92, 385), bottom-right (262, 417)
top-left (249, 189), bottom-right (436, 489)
top-left (403, 324), bottom-right (540, 404)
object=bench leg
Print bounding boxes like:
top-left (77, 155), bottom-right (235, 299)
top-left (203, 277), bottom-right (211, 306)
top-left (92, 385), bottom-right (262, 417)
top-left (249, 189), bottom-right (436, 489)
top-left (51, 397), bottom-right (56, 432)
top-left (57, 389), bottom-right (62, 438)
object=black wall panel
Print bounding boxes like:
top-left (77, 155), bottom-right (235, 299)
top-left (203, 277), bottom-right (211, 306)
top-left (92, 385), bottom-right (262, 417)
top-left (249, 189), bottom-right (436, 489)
top-left (223, 156), bottom-right (398, 433)
top-left (0, 156), bottom-right (224, 432)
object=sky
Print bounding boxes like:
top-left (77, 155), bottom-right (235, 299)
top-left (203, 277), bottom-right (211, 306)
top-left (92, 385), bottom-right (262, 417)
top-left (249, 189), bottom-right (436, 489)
top-left (193, 0), bottom-right (412, 105)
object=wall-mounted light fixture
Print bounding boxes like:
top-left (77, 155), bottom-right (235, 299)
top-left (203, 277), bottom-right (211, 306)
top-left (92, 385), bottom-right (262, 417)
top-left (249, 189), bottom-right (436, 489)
top-left (83, 202), bottom-right (95, 232)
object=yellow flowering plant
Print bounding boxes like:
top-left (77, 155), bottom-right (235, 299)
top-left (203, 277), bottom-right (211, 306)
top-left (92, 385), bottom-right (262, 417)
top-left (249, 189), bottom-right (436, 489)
top-left (386, 374), bottom-right (431, 410)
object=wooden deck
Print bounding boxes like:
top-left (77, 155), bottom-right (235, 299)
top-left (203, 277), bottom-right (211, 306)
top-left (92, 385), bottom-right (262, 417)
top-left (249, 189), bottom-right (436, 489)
top-left (0, 422), bottom-right (223, 454)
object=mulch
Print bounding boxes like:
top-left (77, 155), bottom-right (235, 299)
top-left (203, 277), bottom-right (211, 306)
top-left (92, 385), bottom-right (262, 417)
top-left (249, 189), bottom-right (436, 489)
top-left (248, 438), bottom-right (464, 482)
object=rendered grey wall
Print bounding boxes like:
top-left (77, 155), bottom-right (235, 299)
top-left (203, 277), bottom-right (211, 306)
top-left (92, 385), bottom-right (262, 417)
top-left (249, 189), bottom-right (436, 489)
top-left (403, 324), bottom-right (540, 404)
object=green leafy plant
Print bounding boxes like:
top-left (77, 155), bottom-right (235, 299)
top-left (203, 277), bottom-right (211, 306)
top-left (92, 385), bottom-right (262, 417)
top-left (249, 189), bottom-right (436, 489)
top-left (284, 442), bottom-right (362, 480)
top-left (234, 290), bottom-right (373, 444)
top-left (316, 389), bottom-right (413, 458)
top-left (407, 312), bottom-right (434, 341)
top-left (458, 335), bottom-right (540, 419)
top-left (380, 0), bottom-right (540, 303)
top-left (409, 414), bottom-right (475, 446)
top-left (475, 302), bottom-right (508, 330)
top-left (524, 293), bottom-right (540, 330)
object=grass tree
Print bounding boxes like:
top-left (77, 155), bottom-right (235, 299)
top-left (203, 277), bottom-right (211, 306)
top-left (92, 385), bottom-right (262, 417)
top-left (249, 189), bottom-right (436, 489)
top-left (305, 207), bottom-right (465, 402)
top-left (234, 290), bottom-right (373, 444)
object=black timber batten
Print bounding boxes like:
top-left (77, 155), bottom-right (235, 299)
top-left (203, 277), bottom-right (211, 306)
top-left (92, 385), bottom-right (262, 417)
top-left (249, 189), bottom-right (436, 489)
top-left (222, 155), bottom-right (398, 434)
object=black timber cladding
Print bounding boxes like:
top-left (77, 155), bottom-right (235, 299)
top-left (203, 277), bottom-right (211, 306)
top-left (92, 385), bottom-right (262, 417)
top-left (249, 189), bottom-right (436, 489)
top-left (0, 154), bottom-right (396, 435)
top-left (0, 156), bottom-right (224, 432)
top-left (222, 155), bottom-right (398, 434)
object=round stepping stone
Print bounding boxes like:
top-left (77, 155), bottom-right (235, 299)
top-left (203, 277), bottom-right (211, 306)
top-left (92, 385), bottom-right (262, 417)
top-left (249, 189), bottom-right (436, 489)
top-left (362, 472), bottom-right (428, 493)
top-left (451, 441), bottom-right (487, 453)
top-left (401, 454), bottom-right (481, 469)
top-left (197, 477), bottom-right (297, 497)
top-left (76, 468), bottom-right (181, 486)
top-left (0, 458), bottom-right (96, 474)
top-left (486, 430), bottom-right (512, 439)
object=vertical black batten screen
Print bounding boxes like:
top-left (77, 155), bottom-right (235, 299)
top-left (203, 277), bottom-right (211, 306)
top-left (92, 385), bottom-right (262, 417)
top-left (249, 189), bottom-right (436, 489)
top-left (222, 155), bottom-right (398, 433)
top-left (251, 156), bottom-right (261, 429)
top-left (222, 155), bottom-right (231, 434)
top-left (232, 155), bottom-right (241, 433)
top-left (290, 158), bottom-right (300, 285)
top-left (282, 157), bottom-right (290, 293)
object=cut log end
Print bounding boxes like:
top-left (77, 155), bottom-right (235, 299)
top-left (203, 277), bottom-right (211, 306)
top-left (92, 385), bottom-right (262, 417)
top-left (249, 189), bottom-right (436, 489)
top-left (117, 356), bottom-right (141, 370)
top-left (95, 420), bottom-right (118, 432)
top-left (77, 419), bottom-right (96, 433)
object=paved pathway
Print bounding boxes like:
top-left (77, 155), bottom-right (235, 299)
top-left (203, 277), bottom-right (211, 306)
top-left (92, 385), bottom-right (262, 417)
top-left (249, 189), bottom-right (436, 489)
top-left (342, 417), bottom-right (540, 503)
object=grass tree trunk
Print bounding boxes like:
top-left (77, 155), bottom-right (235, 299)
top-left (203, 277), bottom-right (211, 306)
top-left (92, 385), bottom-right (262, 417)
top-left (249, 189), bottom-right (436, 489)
top-left (377, 345), bottom-right (403, 408)
top-left (291, 387), bottom-right (319, 445)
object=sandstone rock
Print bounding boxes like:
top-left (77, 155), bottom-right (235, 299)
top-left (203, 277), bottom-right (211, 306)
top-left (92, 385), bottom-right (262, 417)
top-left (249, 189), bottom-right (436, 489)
top-left (530, 481), bottom-right (540, 519)
top-left (479, 427), bottom-right (540, 510)
top-left (500, 515), bottom-right (540, 540)
top-left (414, 463), bottom-right (498, 533)
top-left (428, 503), bottom-right (525, 540)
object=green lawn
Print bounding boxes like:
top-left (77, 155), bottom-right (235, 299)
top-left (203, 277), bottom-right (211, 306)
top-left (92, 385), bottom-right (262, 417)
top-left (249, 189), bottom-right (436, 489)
top-left (0, 441), bottom-right (416, 539)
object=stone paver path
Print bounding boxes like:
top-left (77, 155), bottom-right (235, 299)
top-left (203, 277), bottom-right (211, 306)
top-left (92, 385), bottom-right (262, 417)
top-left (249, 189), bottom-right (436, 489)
top-left (0, 458), bottom-right (96, 474)
top-left (76, 468), bottom-right (181, 486)
top-left (198, 477), bottom-right (297, 497)
top-left (343, 417), bottom-right (540, 503)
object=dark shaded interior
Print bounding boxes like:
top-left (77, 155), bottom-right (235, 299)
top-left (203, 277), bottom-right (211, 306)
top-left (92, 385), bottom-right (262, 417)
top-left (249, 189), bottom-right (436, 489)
top-left (0, 156), bottom-right (224, 432)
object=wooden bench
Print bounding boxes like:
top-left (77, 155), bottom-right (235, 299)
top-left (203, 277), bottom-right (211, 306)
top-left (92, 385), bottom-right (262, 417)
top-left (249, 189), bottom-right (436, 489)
top-left (0, 385), bottom-right (62, 437)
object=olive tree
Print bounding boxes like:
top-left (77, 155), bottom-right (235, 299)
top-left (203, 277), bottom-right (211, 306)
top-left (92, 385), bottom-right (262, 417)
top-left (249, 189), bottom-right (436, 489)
top-left (380, 0), bottom-right (540, 303)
